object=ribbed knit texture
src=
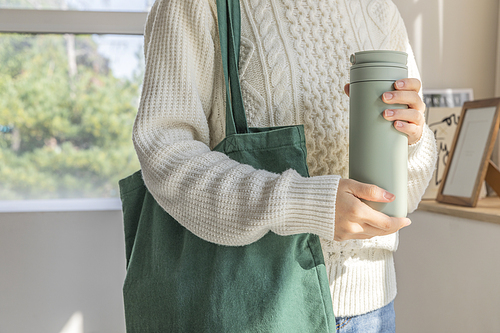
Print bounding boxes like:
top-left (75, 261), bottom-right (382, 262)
top-left (133, 0), bottom-right (438, 317)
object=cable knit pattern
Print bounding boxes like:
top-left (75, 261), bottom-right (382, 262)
top-left (243, 0), bottom-right (295, 126)
top-left (239, 36), bottom-right (268, 126)
top-left (284, 0), bottom-right (347, 177)
top-left (134, 0), bottom-right (437, 318)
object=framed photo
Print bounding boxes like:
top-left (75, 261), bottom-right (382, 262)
top-left (423, 88), bottom-right (474, 108)
top-left (437, 98), bottom-right (500, 207)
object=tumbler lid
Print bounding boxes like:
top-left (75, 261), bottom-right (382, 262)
top-left (350, 50), bottom-right (408, 66)
top-left (350, 50), bottom-right (408, 83)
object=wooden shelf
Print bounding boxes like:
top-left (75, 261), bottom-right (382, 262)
top-left (417, 197), bottom-right (500, 224)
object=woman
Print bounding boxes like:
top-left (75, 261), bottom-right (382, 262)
top-left (132, 0), bottom-right (437, 331)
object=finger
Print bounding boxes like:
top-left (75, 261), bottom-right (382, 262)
top-left (393, 78), bottom-right (422, 93)
top-left (334, 219), bottom-right (379, 241)
top-left (340, 217), bottom-right (383, 238)
top-left (361, 217), bottom-right (411, 237)
top-left (350, 202), bottom-right (411, 235)
top-left (335, 217), bottom-right (409, 241)
top-left (334, 230), bottom-right (372, 241)
top-left (383, 108), bottom-right (424, 126)
top-left (347, 179), bottom-right (395, 203)
top-left (360, 207), bottom-right (412, 233)
top-left (382, 90), bottom-right (425, 112)
top-left (393, 121), bottom-right (423, 144)
top-left (360, 223), bottom-right (388, 237)
top-left (344, 83), bottom-right (350, 97)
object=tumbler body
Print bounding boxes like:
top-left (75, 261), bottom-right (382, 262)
top-left (349, 50), bottom-right (408, 217)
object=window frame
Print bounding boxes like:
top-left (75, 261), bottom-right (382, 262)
top-left (0, 8), bottom-right (147, 35)
top-left (0, 8), bottom-right (147, 212)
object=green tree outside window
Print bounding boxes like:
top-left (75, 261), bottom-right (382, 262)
top-left (0, 33), bottom-right (142, 199)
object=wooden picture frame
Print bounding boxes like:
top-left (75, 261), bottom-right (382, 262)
top-left (437, 98), bottom-right (500, 207)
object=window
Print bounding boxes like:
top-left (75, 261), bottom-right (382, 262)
top-left (0, 0), bottom-right (153, 12)
top-left (0, 3), bottom-right (147, 203)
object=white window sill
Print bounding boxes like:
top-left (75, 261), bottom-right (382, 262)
top-left (0, 198), bottom-right (122, 213)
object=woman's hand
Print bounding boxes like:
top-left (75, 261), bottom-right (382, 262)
top-left (334, 179), bottom-right (411, 241)
top-left (335, 78), bottom-right (420, 241)
top-left (344, 78), bottom-right (426, 145)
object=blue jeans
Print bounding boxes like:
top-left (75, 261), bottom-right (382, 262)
top-left (335, 301), bottom-right (395, 333)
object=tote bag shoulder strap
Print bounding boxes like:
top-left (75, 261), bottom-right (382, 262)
top-left (216, 0), bottom-right (248, 136)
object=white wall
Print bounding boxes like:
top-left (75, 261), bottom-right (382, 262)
top-left (0, 211), bottom-right (126, 333)
top-left (395, 211), bottom-right (500, 332)
top-left (393, 0), bottom-right (499, 100)
top-left (392, 2), bottom-right (500, 331)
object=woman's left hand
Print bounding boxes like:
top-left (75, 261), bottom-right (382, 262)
top-left (344, 78), bottom-right (426, 145)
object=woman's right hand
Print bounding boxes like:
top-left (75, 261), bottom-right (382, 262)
top-left (334, 178), bottom-right (412, 241)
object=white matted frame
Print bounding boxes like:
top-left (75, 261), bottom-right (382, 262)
top-left (437, 98), bottom-right (500, 207)
top-left (423, 88), bottom-right (474, 108)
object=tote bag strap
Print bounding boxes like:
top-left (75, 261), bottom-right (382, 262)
top-left (216, 0), bottom-right (249, 136)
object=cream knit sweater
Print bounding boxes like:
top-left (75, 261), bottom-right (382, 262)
top-left (133, 0), bottom-right (437, 317)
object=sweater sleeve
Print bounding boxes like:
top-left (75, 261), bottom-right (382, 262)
top-left (133, 0), bottom-right (339, 246)
top-left (407, 125), bottom-right (437, 212)
top-left (389, 6), bottom-right (438, 213)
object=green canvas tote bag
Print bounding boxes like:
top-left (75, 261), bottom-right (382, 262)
top-left (118, 0), bottom-right (335, 331)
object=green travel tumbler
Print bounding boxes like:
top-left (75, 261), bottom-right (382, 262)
top-left (349, 50), bottom-right (408, 217)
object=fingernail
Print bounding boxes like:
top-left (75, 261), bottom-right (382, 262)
top-left (384, 92), bottom-right (393, 100)
top-left (395, 121), bottom-right (403, 128)
top-left (396, 80), bottom-right (404, 89)
top-left (383, 191), bottom-right (395, 201)
top-left (404, 219), bottom-right (412, 227)
top-left (385, 110), bottom-right (394, 117)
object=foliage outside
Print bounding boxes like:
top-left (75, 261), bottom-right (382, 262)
top-left (0, 33), bottom-right (142, 199)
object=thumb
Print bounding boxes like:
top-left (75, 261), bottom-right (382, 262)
top-left (344, 83), bottom-right (350, 97)
top-left (348, 180), bottom-right (395, 203)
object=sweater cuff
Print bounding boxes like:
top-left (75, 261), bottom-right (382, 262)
top-left (408, 123), bottom-right (433, 157)
top-left (276, 171), bottom-right (340, 241)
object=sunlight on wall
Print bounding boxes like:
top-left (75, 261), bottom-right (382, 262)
top-left (59, 312), bottom-right (83, 333)
top-left (413, 13), bottom-right (423, 71)
top-left (438, 0), bottom-right (444, 63)
top-left (404, 0), bottom-right (445, 75)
